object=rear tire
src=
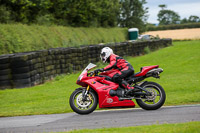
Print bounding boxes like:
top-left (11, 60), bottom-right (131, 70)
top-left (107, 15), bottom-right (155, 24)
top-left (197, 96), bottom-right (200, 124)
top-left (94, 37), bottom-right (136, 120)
top-left (69, 88), bottom-right (98, 115)
top-left (136, 82), bottom-right (166, 110)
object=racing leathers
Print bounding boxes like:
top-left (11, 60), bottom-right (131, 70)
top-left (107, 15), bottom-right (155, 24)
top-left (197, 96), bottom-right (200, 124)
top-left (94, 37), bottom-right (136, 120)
top-left (101, 54), bottom-right (135, 91)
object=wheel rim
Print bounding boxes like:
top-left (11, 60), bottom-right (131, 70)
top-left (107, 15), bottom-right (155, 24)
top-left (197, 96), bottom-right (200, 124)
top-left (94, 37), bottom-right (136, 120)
top-left (141, 84), bottom-right (162, 106)
top-left (73, 91), bottom-right (95, 111)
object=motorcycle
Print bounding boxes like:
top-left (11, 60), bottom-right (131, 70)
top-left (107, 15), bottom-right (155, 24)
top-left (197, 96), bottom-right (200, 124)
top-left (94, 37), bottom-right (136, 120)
top-left (69, 63), bottom-right (166, 115)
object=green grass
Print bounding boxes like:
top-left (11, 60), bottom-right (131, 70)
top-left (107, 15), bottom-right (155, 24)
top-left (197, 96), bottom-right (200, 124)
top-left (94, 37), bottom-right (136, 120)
top-left (128, 40), bottom-right (200, 105)
top-left (0, 40), bottom-right (200, 117)
top-left (0, 23), bottom-right (128, 55)
top-left (66, 121), bottom-right (200, 133)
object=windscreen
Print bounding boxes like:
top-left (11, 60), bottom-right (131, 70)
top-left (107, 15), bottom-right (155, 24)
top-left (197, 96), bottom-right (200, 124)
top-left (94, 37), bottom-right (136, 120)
top-left (80, 63), bottom-right (97, 75)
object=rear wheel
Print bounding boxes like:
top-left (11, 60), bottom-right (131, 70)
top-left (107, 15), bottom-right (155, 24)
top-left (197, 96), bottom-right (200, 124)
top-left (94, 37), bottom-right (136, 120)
top-left (136, 82), bottom-right (166, 110)
top-left (69, 88), bottom-right (98, 115)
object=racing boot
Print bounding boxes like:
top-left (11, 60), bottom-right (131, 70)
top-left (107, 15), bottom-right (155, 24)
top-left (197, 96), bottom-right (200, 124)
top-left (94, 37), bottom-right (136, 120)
top-left (121, 80), bottom-right (135, 96)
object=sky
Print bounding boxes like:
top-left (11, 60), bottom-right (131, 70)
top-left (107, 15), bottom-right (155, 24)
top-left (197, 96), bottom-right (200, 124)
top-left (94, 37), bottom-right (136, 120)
top-left (144, 0), bottom-right (200, 24)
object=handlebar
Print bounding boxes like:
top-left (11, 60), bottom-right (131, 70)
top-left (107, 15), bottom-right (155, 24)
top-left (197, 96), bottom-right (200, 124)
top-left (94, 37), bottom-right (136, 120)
top-left (88, 70), bottom-right (99, 77)
top-left (88, 71), bottom-right (95, 77)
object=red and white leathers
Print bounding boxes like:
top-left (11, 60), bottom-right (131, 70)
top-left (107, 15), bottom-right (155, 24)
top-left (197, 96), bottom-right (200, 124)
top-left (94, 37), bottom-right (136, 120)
top-left (101, 54), bottom-right (135, 91)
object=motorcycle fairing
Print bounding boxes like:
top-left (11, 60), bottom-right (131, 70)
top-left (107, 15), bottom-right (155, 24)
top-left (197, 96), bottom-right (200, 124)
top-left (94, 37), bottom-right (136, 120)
top-left (82, 77), bottom-right (135, 108)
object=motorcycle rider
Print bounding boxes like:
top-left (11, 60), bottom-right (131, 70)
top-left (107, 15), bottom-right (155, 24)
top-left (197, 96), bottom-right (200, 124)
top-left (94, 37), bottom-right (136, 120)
top-left (94, 47), bottom-right (135, 95)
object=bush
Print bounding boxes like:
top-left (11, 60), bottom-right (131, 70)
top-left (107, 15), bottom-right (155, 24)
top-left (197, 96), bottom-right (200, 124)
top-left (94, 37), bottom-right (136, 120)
top-left (144, 46), bottom-right (151, 54)
top-left (36, 14), bottom-right (55, 26)
top-left (147, 23), bottom-right (200, 31)
top-left (0, 5), bottom-right (12, 23)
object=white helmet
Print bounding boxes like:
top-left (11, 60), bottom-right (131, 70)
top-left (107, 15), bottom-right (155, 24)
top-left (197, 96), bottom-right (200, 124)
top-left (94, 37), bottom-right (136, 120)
top-left (100, 47), bottom-right (113, 63)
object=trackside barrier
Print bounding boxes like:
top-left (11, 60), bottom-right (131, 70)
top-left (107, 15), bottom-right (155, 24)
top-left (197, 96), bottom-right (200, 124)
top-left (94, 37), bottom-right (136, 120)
top-left (0, 39), bottom-right (172, 89)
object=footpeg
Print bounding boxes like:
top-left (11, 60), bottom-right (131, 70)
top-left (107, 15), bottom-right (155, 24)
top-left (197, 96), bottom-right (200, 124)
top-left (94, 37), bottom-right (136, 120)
top-left (125, 89), bottom-right (135, 95)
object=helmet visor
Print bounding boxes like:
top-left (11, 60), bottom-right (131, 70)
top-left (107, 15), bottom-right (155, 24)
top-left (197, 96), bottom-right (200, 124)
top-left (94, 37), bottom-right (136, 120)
top-left (100, 52), bottom-right (106, 58)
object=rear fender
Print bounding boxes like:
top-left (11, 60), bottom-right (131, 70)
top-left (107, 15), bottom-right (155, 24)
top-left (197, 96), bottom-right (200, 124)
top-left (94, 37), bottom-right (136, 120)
top-left (135, 65), bottom-right (159, 77)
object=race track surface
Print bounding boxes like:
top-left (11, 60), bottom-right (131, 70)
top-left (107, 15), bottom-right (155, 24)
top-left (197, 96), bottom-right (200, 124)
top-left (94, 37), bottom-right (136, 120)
top-left (0, 104), bottom-right (200, 133)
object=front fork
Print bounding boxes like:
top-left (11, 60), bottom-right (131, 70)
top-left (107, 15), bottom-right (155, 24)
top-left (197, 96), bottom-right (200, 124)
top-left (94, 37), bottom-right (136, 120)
top-left (82, 74), bottom-right (95, 101)
top-left (82, 85), bottom-right (90, 101)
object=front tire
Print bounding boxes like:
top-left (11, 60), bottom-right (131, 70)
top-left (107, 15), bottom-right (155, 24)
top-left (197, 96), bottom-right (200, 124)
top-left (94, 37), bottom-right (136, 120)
top-left (69, 88), bottom-right (98, 115)
top-left (136, 82), bottom-right (166, 110)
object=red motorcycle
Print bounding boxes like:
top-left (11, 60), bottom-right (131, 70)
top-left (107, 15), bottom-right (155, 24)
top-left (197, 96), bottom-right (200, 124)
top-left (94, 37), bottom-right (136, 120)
top-left (69, 63), bottom-right (166, 114)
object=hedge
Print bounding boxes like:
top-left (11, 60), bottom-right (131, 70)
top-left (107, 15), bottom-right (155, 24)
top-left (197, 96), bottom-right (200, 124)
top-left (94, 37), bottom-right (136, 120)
top-left (147, 23), bottom-right (200, 31)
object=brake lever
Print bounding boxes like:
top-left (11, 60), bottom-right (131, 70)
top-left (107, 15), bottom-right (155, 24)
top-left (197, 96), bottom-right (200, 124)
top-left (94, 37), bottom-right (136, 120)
top-left (88, 71), bottom-right (95, 76)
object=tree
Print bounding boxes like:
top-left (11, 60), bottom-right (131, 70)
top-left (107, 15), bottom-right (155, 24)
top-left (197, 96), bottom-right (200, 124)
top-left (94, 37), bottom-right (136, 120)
top-left (0, 5), bottom-right (12, 23)
top-left (158, 4), bottom-right (167, 10)
top-left (188, 15), bottom-right (200, 23)
top-left (118, 0), bottom-right (148, 32)
top-left (98, 0), bottom-right (120, 27)
top-left (181, 18), bottom-right (188, 24)
top-left (48, 0), bottom-right (120, 27)
top-left (0, 0), bottom-right (121, 27)
top-left (157, 7), bottom-right (180, 25)
top-left (0, 0), bottom-right (53, 24)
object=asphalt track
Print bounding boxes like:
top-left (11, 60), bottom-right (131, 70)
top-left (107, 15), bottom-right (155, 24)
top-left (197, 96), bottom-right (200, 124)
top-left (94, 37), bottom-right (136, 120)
top-left (0, 104), bottom-right (200, 133)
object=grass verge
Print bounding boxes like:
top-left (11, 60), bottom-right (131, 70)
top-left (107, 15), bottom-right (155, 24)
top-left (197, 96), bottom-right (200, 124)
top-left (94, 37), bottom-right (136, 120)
top-left (66, 121), bottom-right (200, 133)
top-left (0, 23), bottom-right (127, 55)
top-left (0, 40), bottom-right (199, 117)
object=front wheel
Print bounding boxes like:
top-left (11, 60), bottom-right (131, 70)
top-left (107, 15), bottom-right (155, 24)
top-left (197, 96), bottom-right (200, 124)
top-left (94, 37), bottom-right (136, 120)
top-left (136, 82), bottom-right (166, 110)
top-left (69, 88), bottom-right (98, 115)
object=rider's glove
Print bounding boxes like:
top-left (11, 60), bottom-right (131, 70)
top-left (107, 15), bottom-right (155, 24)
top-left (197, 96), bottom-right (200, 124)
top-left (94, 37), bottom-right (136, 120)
top-left (94, 68), bottom-right (104, 74)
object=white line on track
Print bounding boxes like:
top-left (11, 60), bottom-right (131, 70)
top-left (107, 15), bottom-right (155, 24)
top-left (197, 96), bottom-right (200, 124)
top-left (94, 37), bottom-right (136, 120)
top-left (95, 104), bottom-right (200, 113)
